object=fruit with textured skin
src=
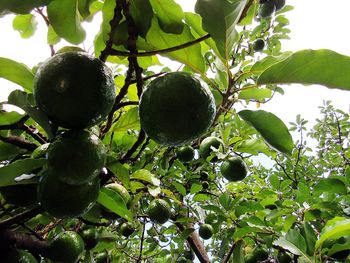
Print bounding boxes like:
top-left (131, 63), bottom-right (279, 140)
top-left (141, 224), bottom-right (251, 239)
top-left (244, 253), bottom-right (256, 263)
top-left (253, 39), bottom-right (265, 51)
top-left (198, 224), bottom-right (213, 240)
top-left (139, 72), bottom-right (216, 146)
top-left (200, 171), bottom-right (209, 181)
top-left (199, 136), bottom-right (222, 161)
top-left (120, 222), bottom-right (135, 237)
top-left (80, 228), bottom-right (99, 250)
top-left (38, 169), bottom-right (100, 218)
top-left (34, 51), bottom-right (116, 129)
top-left (4, 249), bottom-right (38, 263)
top-left (104, 182), bottom-right (131, 207)
top-left (47, 130), bottom-right (106, 185)
top-left (0, 183), bottom-right (38, 207)
top-left (277, 251), bottom-right (292, 263)
top-left (259, 1), bottom-right (275, 18)
top-left (271, 0), bottom-right (285, 11)
top-left (147, 199), bottom-right (171, 224)
top-left (253, 247), bottom-right (269, 261)
top-left (220, 157), bottom-right (248, 182)
top-left (176, 145), bottom-right (195, 163)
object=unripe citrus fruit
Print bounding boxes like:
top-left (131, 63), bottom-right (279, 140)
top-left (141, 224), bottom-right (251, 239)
top-left (200, 171), bottom-right (209, 181)
top-left (45, 231), bottom-right (84, 263)
top-left (259, 1), bottom-right (275, 18)
top-left (199, 224), bottom-right (213, 240)
top-left (80, 228), bottom-right (99, 249)
top-left (38, 169), bottom-right (100, 218)
top-left (104, 182), bottom-right (131, 207)
top-left (139, 72), bottom-right (216, 146)
top-left (199, 136), bottom-right (222, 161)
top-left (95, 252), bottom-right (111, 263)
top-left (244, 253), bottom-right (256, 263)
top-left (34, 51), bottom-right (116, 129)
top-left (220, 157), bottom-right (248, 182)
top-left (253, 247), bottom-right (269, 261)
top-left (5, 249), bottom-right (38, 263)
top-left (148, 199), bottom-right (171, 224)
top-left (47, 130), bottom-right (106, 185)
top-left (0, 183), bottom-right (38, 207)
top-left (120, 222), bottom-right (135, 237)
top-left (253, 38), bottom-right (265, 52)
top-left (277, 251), bottom-right (292, 263)
top-left (176, 145), bottom-right (195, 163)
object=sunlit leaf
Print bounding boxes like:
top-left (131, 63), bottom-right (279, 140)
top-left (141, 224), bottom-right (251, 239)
top-left (130, 169), bottom-right (160, 186)
top-left (111, 107), bottom-right (140, 133)
top-left (12, 14), bottom-right (37, 38)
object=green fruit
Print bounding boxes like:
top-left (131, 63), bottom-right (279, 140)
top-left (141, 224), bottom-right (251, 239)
top-left (139, 72), bottom-right (216, 146)
top-left (5, 249), bottom-right (38, 263)
top-left (259, 1), bottom-right (276, 18)
top-left (176, 145), bottom-right (195, 163)
top-left (271, 0), bottom-right (285, 11)
top-left (244, 253), bottom-right (256, 263)
top-left (202, 181), bottom-right (210, 190)
top-left (277, 251), bottom-right (292, 263)
top-left (80, 228), bottom-right (99, 250)
top-left (33, 51), bottom-right (116, 129)
top-left (253, 247), bottom-right (269, 261)
top-left (148, 199), bottom-right (171, 224)
top-left (38, 169), bottom-right (100, 218)
top-left (47, 130), bottom-right (106, 185)
top-left (220, 157), bottom-right (248, 182)
top-left (95, 252), bottom-right (110, 263)
top-left (0, 183), bottom-right (38, 207)
top-left (253, 39), bottom-right (265, 52)
top-left (120, 222), bottom-right (135, 237)
top-left (199, 136), bottom-right (222, 161)
top-left (45, 231), bottom-right (84, 263)
top-left (104, 182), bottom-right (131, 207)
top-left (198, 224), bottom-right (213, 240)
top-left (200, 171), bottom-right (209, 181)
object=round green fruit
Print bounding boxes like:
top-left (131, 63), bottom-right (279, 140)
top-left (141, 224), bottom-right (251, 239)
top-left (220, 157), bottom-right (248, 182)
top-left (147, 199), bottom-right (171, 224)
top-left (200, 171), bottom-right (209, 181)
top-left (277, 251), bottom-right (292, 263)
top-left (198, 224), bottom-right (213, 240)
top-left (202, 181), bottom-right (210, 190)
top-left (271, 0), bottom-right (285, 11)
top-left (199, 136), bottom-right (222, 161)
top-left (45, 231), bottom-right (84, 263)
top-left (120, 222), bottom-right (135, 237)
top-left (95, 252), bottom-right (111, 263)
top-left (0, 183), bottom-right (38, 207)
top-left (33, 51), bottom-right (116, 129)
top-left (5, 249), bottom-right (38, 263)
top-left (104, 182), bottom-right (131, 207)
top-left (139, 72), bottom-right (216, 146)
top-left (253, 247), bottom-right (269, 261)
top-left (176, 145), bottom-right (195, 163)
top-left (80, 228), bottom-right (99, 250)
top-left (253, 39), bottom-right (265, 52)
top-left (259, 1), bottom-right (276, 18)
top-left (38, 169), bottom-right (100, 218)
top-left (47, 130), bottom-right (106, 185)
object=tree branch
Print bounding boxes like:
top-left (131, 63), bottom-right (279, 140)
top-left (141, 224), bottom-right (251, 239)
top-left (0, 206), bottom-right (42, 230)
top-left (0, 135), bottom-right (38, 151)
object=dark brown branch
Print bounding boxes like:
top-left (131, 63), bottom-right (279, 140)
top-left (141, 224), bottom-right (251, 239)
top-left (238, 0), bottom-right (255, 23)
top-left (136, 219), bottom-right (146, 263)
top-left (35, 8), bottom-right (55, 56)
top-left (0, 135), bottom-right (38, 151)
top-left (109, 34), bottom-right (211, 57)
top-left (0, 206), bottom-right (42, 230)
top-left (222, 240), bottom-right (237, 263)
top-left (121, 130), bottom-right (146, 162)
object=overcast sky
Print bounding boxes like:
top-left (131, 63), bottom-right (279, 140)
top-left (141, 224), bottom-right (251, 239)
top-left (0, 0), bottom-right (349, 128)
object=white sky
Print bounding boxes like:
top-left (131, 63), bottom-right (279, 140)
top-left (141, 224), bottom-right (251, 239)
top-left (0, 0), bottom-right (349, 128)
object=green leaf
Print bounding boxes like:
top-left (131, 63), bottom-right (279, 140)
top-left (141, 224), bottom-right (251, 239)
top-left (149, 0), bottom-right (184, 34)
top-left (0, 57), bottom-right (34, 92)
top-left (0, 111), bottom-right (23, 125)
top-left (232, 240), bottom-right (244, 263)
top-left (234, 138), bottom-right (271, 156)
top-left (258, 49), bottom-right (350, 91)
top-left (130, 0), bottom-right (153, 38)
top-left (238, 87), bottom-right (273, 101)
top-left (172, 181), bottom-right (187, 196)
top-left (195, 0), bottom-right (246, 60)
top-left (0, 142), bottom-right (27, 161)
top-left (111, 107), bottom-right (140, 133)
top-left (268, 174), bottom-right (280, 189)
top-left (12, 14), bottom-right (37, 39)
top-left (202, 205), bottom-right (226, 217)
top-left (47, 25), bottom-right (60, 45)
top-left (190, 183), bottom-right (202, 194)
top-left (251, 52), bottom-right (292, 74)
top-left (238, 110), bottom-right (294, 155)
top-left (107, 162), bottom-right (129, 188)
top-left (315, 217), bottom-right (350, 250)
top-left (130, 169), bottom-right (160, 186)
top-left (299, 222), bottom-right (317, 256)
top-left (179, 228), bottom-right (195, 241)
top-left (97, 188), bottom-right (133, 221)
top-left (47, 0), bottom-right (86, 44)
top-left (193, 193), bottom-right (210, 202)
top-left (78, 0), bottom-right (95, 19)
top-left (8, 90), bottom-right (54, 139)
top-left (0, 158), bottom-right (46, 186)
top-left (0, 0), bottom-right (49, 14)
top-left (314, 178), bottom-right (347, 195)
top-left (233, 226), bottom-right (261, 239)
top-left (138, 18), bottom-right (205, 74)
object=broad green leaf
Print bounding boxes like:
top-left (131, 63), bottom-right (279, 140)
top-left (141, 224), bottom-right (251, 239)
top-left (193, 193), bottom-right (210, 202)
top-left (274, 229), bottom-right (311, 261)
top-left (315, 217), bottom-right (350, 250)
top-left (238, 110), bottom-right (294, 155)
top-left (190, 183), bottom-right (202, 194)
top-left (0, 57), bottom-right (34, 92)
top-left (314, 178), bottom-right (347, 195)
top-left (47, 0), bottom-right (86, 44)
top-left (111, 107), bottom-right (140, 133)
top-left (179, 228), bottom-right (195, 241)
top-left (47, 25), bottom-right (60, 45)
top-left (258, 49), bottom-right (350, 91)
top-left (138, 18), bottom-right (205, 74)
top-left (78, 0), bottom-right (95, 19)
top-left (238, 87), bottom-right (273, 101)
top-left (13, 14), bottom-right (37, 39)
top-left (97, 188), bottom-right (133, 221)
top-left (233, 226), bottom-right (261, 239)
top-left (195, 0), bottom-right (247, 60)
top-left (251, 52), bottom-right (292, 74)
top-left (0, 158), bottom-right (46, 186)
top-left (130, 0), bottom-right (153, 38)
top-left (0, 142), bottom-right (27, 162)
top-left (107, 162), bottom-right (129, 187)
top-left (8, 90), bottom-right (54, 138)
top-left (239, 3), bottom-right (257, 26)
top-left (0, 111), bottom-right (23, 125)
top-left (149, 0), bottom-right (184, 34)
top-left (0, 0), bottom-right (49, 14)
top-left (172, 181), bottom-right (187, 196)
top-left (232, 240), bottom-right (244, 263)
top-left (202, 205), bottom-right (226, 217)
top-left (299, 222), bottom-right (317, 256)
top-left (268, 174), bottom-right (280, 189)
top-left (233, 138), bottom-right (271, 156)
top-left (130, 169), bottom-right (160, 186)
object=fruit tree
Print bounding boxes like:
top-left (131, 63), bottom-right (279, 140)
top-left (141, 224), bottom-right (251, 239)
top-left (0, 1), bottom-right (349, 263)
